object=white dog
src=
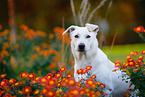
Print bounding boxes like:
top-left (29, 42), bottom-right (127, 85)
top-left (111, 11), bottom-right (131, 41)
top-left (62, 23), bottom-right (134, 97)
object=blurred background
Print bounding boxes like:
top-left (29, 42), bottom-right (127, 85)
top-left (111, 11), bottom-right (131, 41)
top-left (0, 0), bottom-right (145, 45)
top-left (0, 0), bottom-right (145, 78)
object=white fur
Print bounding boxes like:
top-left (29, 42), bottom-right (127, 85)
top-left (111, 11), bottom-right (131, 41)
top-left (63, 23), bottom-right (135, 97)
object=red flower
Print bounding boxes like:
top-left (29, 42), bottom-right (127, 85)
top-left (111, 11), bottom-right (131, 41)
top-left (3, 94), bottom-right (12, 97)
top-left (0, 90), bottom-right (4, 96)
top-left (27, 73), bottom-right (35, 79)
top-left (45, 90), bottom-right (55, 97)
top-left (66, 79), bottom-right (76, 87)
top-left (23, 86), bottom-right (32, 95)
top-left (68, 88), bottom-right (80, 97)
top-left (59, 67), bottom-right (66, 72)
top-left (14, 82), bottom-right (21, 87)
top-left (134, 26), bottom-right (144, 33)
top-left (115, 60), bottom-right (121, 68)
top-left (0, 74), bottom-right (6, 79)
top-left (33, 89), bottom-right (40, 95)
top-left (0, 79), bottom-right (7, 86)
top-left (91, 75), bottom-right (96, 79)
top-left (31, 79), bottom-right (38, 84)
top-left (141, 50), bottom-right (145, 55)
top-left (129, 51), bottom-right (138, 56)
top-left (39, 77), bottom-right (48, 85)
top-left (66, 74), bottom-right (72, 78)
top-left (85, 66), bottom-right (92, 71)
top-left (86, 79), bottom-right (95, 87)
top-left (55, 72), bottom-right (62, 79)
top-left (46, 78), bottom-right (56, 88)
top-left (8, 78), bottom-right (16, 84)
top-left (46, 73), bottom-right (53, 79)
top-left (20, 72), bottom-right (28, 78)
top-left (77, 68), bottom-right (83, 74)
top-left (99, 83), bottom-right (106, 88)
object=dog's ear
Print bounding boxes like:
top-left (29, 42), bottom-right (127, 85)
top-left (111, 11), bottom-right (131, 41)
top-left (62, 26), bottom-right (78, 35)
top-left (85, 23), bottom-right (99, 33)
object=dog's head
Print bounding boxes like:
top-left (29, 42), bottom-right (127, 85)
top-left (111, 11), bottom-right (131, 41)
top-left (62, 23), bottom-right (99, 52)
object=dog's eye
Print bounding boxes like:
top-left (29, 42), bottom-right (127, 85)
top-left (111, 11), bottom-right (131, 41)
top-left (86, 35), bottom-right (91, 38)
top-left (74, 35), bottom-right (79, 38)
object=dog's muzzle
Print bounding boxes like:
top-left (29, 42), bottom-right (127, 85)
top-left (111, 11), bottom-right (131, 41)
top-left (78, 43), bottom-right (85, 52)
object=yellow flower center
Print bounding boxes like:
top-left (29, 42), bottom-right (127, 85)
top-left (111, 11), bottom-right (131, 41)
top-left (88, 81), bottom-right (93, 85)
top-left (71, 90), bottom-right (79, 95)
top-left (49, 80), bottom-right (55, 85)
top-left (25, 89), bottom-right (30, 93)
top-left (48, 91), bottom-right (53, 96)
top-left (41, 78), bottom-right (46, 82)
top-left (1, 82), bottom-right (5, 85)
top-left (69, 80), bottom-right (75, 85)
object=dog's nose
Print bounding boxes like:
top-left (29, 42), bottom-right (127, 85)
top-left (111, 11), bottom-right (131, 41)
top-left (78, 43), bottom-right (85, 52)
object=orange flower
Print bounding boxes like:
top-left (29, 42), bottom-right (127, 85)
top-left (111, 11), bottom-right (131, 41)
top-left (14, 44), bottom-right (19, 49)
top-left (31, 54), bottom-right (38, 60)
top-left (20, 25), bottom-right (29, 31)
top-left (48, 33), bottom-right (54, 39)
top-left (27, 73), bottom-right (35, 79)
top-left (59, 67), bottom-right (66, 72)
top-left (34, 46), bottom-right (41, 52)
top-left (2, 42), bottom-right (10, 50)
top-left (53, 56), bottom-right (60, 63)
top-left (20, 72), bottom-right (28, 78)
top-left (1, 50), bottom-right (10, 57)
top-left (23, 86), bottom-right (32, 95)
top-left (134, 26), bottom-right (144, 33)
top-left (36, 30), bottom-right (47, 37)
top-left (0, 29), bottom-right (9, 36)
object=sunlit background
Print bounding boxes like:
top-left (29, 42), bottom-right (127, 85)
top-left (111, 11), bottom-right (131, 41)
top-left (0, 0), bottom-right (145, 44)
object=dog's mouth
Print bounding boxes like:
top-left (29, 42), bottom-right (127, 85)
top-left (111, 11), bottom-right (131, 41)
top-left (78, 49), bottom-right (85, 52)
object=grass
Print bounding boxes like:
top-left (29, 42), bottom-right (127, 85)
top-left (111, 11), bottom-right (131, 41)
top-left (102, 43), bottom-right (145, 62)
